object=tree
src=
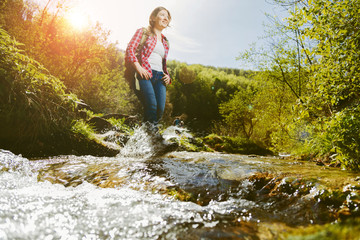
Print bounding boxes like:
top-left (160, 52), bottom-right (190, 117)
top-left (1, 0), bottom-right (135, 115)
top-left (288, 0), bottom-right (360, 169)
top-left (289, 0), bottom-right (360, 114)
top-left (219, 86), bottom-right (256, 138)
top-left (167, 61), bottom-right (250, 133)
top-left (238, 0), bottom-right (360, 168)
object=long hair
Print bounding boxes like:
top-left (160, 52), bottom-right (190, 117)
top-left (148, 7), bottom-right (171, 33)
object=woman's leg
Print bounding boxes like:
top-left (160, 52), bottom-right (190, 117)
top-left (138, 70), bottom-right (166, 125)
top-left (152, 71), bottom-right (167, 122)
top-left (138, 77), bottom-right (157, 124)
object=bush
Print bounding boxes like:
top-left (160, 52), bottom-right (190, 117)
top-left (0, 28), bottom-right (78, 154)
top-left (299, 106), bottom-right (360, 170)
top-left (332, 107), bottom-right (360, 170)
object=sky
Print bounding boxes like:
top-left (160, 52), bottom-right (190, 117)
top-left (43, 0), bottom-right (285, 69)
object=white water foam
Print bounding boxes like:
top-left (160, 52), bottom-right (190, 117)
top-left (161, 126), bottom-right (192, 141)
top-left (0, 149), bottom-right (33, 175)
top-left (0, 150), bottom-right (211, 240)
top-left (119, 125), bottom-right (180, 159)
top-left (119, 125), bottom-right (155, 158)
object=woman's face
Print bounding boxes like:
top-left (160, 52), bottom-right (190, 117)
top-left (152, 9), bottom-right (170, 30)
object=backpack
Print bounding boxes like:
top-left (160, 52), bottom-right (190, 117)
top-left (124, 27), bottom-right (150, 89)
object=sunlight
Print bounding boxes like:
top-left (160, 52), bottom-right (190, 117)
top-left (66, 10), bottom-right (89, 30)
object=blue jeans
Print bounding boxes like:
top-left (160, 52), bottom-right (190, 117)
top-left (136, 70), bottom-right (166, 125)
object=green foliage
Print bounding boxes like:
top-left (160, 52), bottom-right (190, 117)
top-left (332, 108), bottom-right (360, 170)
top-left (287, 0), bottom-right (360, 170)
top-left (236, 7), bottom-right (310, 151)
top-left (76, 67), bottom-right (136, 114)
top-left (2, 0), bottom-right (358, 170)
top-left (0, 27), bottom-right (77, 144)
top-left (167, 61), bottom-right (252, 133)
top-left (303, 107), bottom-right (360, 170)
top-left (71, 119), bottom-right (96, 140)
top-left (218, 86), bottom-right (256, 138)
top-left (1, 0), bottom-right (136, 115)
top-left (107, 117), bottom-right (134, 135)
top-left (288, 0), bottom-right (360, 115)
top-left (236, 0), bottom-right (360, 170)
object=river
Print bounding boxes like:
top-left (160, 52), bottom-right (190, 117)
top-left (1, 127), bottom-right (359, 239)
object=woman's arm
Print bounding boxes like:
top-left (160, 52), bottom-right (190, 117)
top-left (125, 28), bottom-right (142, 63)
top-left (125, 28), bottom-right (151, 80)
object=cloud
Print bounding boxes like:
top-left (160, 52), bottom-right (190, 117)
top-left (166, 29), bottom-right (201, 53)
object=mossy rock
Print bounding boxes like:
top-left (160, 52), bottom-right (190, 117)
top-left (203, 134), bottom-right (273, 156)
top-left (0, 131), bottom-right (120, 158)
top-left (166, 187), bottom-right (194, 202)
top-left (282, 218), bottom-right (360, 240)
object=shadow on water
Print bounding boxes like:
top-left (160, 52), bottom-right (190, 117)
top-left (0, 126), bottom-right (359, 239)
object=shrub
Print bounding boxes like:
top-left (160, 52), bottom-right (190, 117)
top-left (0, 28), bottom-right (78, 151)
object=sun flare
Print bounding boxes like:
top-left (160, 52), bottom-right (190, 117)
top-left (66, 10), bottom-right (89, 30)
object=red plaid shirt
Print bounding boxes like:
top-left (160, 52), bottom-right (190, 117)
top-left (125, 28), bottom-right (170, 80)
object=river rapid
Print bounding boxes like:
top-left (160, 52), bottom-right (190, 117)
top-left (1, 127), bottom-right (359, 239)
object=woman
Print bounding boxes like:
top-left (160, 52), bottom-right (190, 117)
top-left (125, 7), bottom-right (172, 131)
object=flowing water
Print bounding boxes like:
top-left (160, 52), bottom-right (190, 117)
top-left (1, 127), bottom-right (359, 240)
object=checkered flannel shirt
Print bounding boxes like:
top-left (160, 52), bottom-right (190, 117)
top-left (125, 28), bottom-right (171, 81)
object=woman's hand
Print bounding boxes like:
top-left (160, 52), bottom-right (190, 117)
top-left (162, 74), bottom-right (171, 85)
top-left (133, 62), bottom-right (151, 80)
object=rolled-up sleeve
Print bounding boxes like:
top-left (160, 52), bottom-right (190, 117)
top-left (125, 28), bottom-right (143, 63)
